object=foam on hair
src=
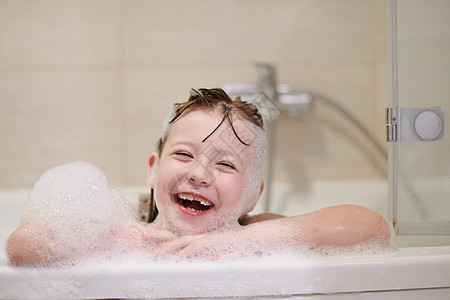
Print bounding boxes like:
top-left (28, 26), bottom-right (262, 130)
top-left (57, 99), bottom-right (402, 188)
top-left (237, 121), bottom-right (266, 215)
top-left (160, 104), bottom-right (177, 144)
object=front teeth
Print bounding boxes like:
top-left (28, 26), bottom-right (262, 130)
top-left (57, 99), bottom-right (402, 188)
top-left (178, 193), bottom-right (212, 206)
top-left (178, 193), bottom-right (194, 201)
top-left (200, 200), bottom-right (211, 206)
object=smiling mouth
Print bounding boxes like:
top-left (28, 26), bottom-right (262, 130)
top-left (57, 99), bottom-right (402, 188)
top-left (175, 193), bottom-right (214, 213)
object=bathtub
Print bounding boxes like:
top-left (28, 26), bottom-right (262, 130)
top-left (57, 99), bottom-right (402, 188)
top-left (1, 181), bottom-right (450, 299)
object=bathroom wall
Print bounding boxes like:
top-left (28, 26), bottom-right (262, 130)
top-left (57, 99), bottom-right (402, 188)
top-left (0, 0), bottom-right (388, 189)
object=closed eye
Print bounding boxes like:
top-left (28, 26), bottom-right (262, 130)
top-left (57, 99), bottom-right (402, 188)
top-left (174, 151), bottom-right (193, 159)
top-left (217, 161), bottom-right (236, 170)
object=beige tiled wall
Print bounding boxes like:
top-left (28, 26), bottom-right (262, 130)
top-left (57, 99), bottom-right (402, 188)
top-left (0, 0), bottom-right (388, 189)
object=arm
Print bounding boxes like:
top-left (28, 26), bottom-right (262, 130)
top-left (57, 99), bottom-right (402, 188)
top-left (155, 205), bottom-right (390, 259)
top-left (6, 220), bottom-right (176, 266)
top-left (6, 221), bottom-right (64, 266)
top-left (289, 204), bottom-right (390, 247)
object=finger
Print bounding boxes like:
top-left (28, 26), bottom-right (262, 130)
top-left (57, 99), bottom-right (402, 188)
top-left (153, 236), bottom-right (198, 258)
top-left (142, 229), bottom-right (176, 243)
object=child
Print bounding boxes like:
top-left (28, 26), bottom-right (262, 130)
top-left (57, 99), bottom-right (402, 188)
top-left (7, 88), bottom-right (390, 265)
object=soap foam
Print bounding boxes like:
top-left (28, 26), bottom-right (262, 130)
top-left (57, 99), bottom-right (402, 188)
top-left (5, 161), bottom-right (394, 297)
top-left (18, 161), bottom-right (139, 266)
top-left (173, 213), bottom-right (394, 264)
top-left (15, 161), bottom-right (392, 267)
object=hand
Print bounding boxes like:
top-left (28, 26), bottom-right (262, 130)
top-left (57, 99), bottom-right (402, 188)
top-left (153, 234), bottom-right (211, 260)
top-left (112, 224), bottom-right (177, 252)
top-left (153, 227), bottom-right (266, 261)
top-left (141, 224), bottom-right (178, 244)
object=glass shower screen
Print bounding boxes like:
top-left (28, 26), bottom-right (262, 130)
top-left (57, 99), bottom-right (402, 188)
top-left (388, 0), bottom-right (450, 238)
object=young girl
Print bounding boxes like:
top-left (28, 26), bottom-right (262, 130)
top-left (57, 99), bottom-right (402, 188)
top-left (7, 88), bottom-right (390, 265)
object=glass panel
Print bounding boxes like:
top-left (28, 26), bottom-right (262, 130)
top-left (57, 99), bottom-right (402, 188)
top-left (390, 0), bottom-right (450, 235)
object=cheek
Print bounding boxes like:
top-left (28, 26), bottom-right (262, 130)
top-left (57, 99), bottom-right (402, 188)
top-left (156, 161), bottom-right (195, 199)
top-left (153, 163), bottom-right (175, 199)
top-left (217, 174), bottom-right (245, 206)
top-left (157, 161), bottom-right (184, 184)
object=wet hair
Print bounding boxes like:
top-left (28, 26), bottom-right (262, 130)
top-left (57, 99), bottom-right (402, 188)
top-left (156, 88), bottom-right (264, 155)
top-left (143, 88), bottom-right (265, 224)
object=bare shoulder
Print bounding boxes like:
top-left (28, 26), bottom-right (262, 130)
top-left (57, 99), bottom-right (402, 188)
top-left (243, 205), bottom-right (390, 247)
top-left (6, 221), bottom-right (49, 265)
top-left (298, 204), bottom-right (390, 246)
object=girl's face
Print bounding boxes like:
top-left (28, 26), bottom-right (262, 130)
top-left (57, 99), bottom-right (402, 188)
top-left (148, 109), bottom-right (263, 235)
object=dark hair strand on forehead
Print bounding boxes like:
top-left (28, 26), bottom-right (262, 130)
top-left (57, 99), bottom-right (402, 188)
top-left (156, 88), bottom-right (264, 154)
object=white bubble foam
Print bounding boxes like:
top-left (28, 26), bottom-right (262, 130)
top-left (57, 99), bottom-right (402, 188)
top-left (15, 161), bottom-right (392, 267)
top-left (18, 161), bottom-right (139, 266)
top-left (4, 161), bottom-right (394, 299)
top-left (22, 161), bottom-right (134, 223)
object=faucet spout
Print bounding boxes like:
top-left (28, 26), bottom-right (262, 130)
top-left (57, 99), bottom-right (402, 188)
top-left (256, 63), bottom-right (278, 103)
top-left (255, 63), bottom-right (278, 213)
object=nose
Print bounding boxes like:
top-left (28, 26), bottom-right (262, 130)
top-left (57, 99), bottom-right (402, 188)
top-left (187, 161), bottom-right (212, 187)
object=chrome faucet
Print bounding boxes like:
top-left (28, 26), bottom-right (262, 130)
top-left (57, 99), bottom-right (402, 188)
top-left (255, 63), bottom-right (278, 213)
top-left (256, 63), bottom-right (278, 104)
top-left (223, 63), bottom-right (313, 212)
top-left (223, 62), bottom-right (386, 212)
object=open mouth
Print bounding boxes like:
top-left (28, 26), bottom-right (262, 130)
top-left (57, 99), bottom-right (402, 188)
top-left (175, 193), bottom-right (214, 214)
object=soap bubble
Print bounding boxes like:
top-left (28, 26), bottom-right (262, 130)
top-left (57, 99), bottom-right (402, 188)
top-left (4, 161), bottom-right (394, 299)
top-left (18, 161), bottom-right (139, 266)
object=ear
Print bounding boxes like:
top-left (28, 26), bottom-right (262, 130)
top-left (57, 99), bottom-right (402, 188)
top-left (146, 152), bottom-right (159, 188)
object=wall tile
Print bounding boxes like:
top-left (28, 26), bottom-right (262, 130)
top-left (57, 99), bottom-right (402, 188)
top-left (0, 0), bottom-right (389, 189)
top-left (0, 0), bottom-right (122, 67)
top-left (0, 70), bottom-right (125, 188)
top-left (124, 0), bottom-right (377, 66)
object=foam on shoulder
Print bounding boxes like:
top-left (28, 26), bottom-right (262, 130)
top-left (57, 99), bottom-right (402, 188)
top-left (19, 161), bottom-right (138, 266)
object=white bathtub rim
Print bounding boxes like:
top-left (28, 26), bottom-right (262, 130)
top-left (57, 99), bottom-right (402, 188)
top-left (1, 183), bottom-right (449, 298)
top-left (1, 245), bottom-right (450, 299)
